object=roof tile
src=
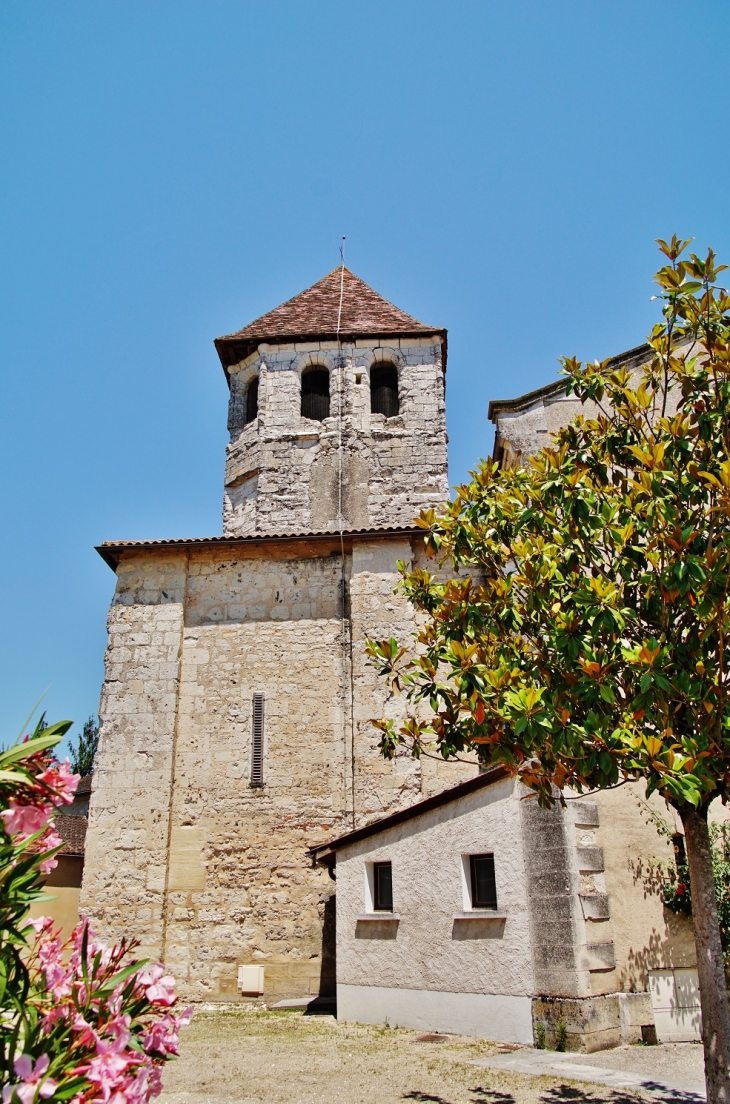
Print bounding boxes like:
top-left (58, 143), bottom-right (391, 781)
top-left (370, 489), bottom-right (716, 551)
top-left (215, 268), bottom-right (445, 368)
top-left (50, 814), bottom-right (87, 856)
top-left (96, 524), bottom-right (424, 570)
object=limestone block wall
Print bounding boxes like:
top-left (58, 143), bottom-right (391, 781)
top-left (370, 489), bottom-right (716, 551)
top-left (490, 341), bottom-right (689, 470)
top-left (515, 790), bottom-right (624, 1004)
top-left (80, 554), bottom-right (188, 960)
top-left (349, 538), bottom-right (475, 822)
top-left (162, 542), bottom-right (351, 1001)
top-left (488, 341), bottom-right (701, 994)
top-left (223, 336), bottom-right (448, 536)
top-left (84, 535), bottom-right (473, 1003)
top-left (521, 782), bottom-right (700, 1002)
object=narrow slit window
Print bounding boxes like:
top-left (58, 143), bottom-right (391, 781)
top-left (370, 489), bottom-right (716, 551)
top-left (301, 367), bottom-right (330, 421)
top-left (373, 861), bottom-right (393, 911)
top-left (370, 363), bottom-right (399, 417)
top-left (251, 692), bottom-right (265, 786)
top-left (244, 377), bottom-right (259, 424)
top-left (470, 854), bottom-right (497, 909)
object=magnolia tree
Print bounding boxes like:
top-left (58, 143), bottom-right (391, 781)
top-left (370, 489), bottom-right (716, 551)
top-left (0, 716), bottom-right (191, 1103)
top-left (368, 238), bottom-right (730, 1103)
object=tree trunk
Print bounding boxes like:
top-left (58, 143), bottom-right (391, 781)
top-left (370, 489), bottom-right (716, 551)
top-left (680, 804), bottom-right (730, 1104)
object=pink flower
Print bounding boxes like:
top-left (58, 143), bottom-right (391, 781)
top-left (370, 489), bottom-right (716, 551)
top-left (143, 1005), bottom-right (193, 1057)
top-left (27, 916), bottom-right (53, 936)
top-left (148, 1064), bottom-right (164, 1099)
top-left (145, 978), bottom-right (177, 1006)
top-left (0, 803), bottom-right (51, 840)
top-left (37, 830), bottom-right (61, 874)
top-left (137, 965), bottom-right (164, 988)
top-left (143, 1015), bottom-right (179, 1057)
top-left (3, 1054), bottom-right (58, 1104)
top-left (87, 1037), bottom-right (131, 1102)
top-left (106, 1014), bottom-right (132, 1051)
top-left (37, 760), bottom-right (80, 807)
top-left (109, 1064), bottom-right (158, 1104)
top-left (71, 1013), bottom-right (97, 1048)
top-left (39, 1005), bottom-right (66, 1032)
top-left (138, 965), bottom-right (177, 1006)
top-left (42, 956), bottom-right (72, 1000)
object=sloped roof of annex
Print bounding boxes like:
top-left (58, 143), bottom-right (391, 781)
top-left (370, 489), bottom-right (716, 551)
top-left (307, 764), bottom-right (509, 868)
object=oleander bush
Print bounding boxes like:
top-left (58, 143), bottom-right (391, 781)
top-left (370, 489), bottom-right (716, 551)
top-left (0, 716), bottom-right (191, 1103)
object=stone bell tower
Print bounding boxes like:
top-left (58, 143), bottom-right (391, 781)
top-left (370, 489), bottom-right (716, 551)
top-left (214, 267), bottom-right (449, 536)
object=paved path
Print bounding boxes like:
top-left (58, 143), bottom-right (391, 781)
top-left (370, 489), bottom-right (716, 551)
top-left (474, 1048), bottom-right (706, 1102)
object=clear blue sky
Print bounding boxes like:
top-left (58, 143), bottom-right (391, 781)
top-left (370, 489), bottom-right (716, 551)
top-left (1, 1), bottom-right (728, 749)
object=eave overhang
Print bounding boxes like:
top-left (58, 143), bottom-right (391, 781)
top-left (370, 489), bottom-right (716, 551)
top-left (96, 524), bottom-right (425, 572)
top-left (215, 329), bottom-right (448, 386)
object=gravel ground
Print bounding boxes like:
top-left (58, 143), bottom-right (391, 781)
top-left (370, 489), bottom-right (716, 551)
top-left (565, 1043), bottom-right (704, 1084)
top-left (159, 1008), bottom-right (659, 1104)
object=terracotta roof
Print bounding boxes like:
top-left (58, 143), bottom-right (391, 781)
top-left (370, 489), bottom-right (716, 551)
top-left (307, 766), bottom-right (509, 864)
top-left (53, 814), bottom-right (87, 857)
top-left (75, 774), bottom-right (93, 795)
top-left (96, 524), bottom-right (424, 571)
top-left (214, 268), bottom-right (446, 372)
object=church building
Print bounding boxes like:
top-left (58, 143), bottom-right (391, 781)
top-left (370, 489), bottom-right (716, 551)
top-left (80, 269), bottom-right (475, 1004)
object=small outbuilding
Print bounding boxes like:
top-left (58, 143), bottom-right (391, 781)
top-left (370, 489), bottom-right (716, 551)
top-left (28, 775), bottom-right (91, 941)
top-left (309, 767), bottom-right (701, 1052)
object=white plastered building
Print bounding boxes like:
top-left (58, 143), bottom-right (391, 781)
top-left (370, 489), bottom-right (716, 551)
top-left (310, 766), bottom-right (701, 1051)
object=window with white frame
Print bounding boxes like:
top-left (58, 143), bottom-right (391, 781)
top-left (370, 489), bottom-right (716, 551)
top-left (365, 860), bottom-right (394, 912)
top-left (463, 853), bottom-right (497, 910)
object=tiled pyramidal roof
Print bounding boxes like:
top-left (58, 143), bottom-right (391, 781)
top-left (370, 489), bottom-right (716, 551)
top-left (214, 267), bottom-right (446, 369)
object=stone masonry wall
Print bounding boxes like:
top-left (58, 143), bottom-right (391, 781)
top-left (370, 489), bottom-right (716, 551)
top-left (81, 553), bottom-right (188, 961)
top-left (490, 343), bottom-right (689, 470)
top-left (223, 336), bottom-right (448, 536)
top-left (83, 536), bottom-right (473, 1003)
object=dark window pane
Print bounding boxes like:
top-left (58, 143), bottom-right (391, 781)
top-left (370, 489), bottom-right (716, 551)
top-left (470, 854), bottom-right (497, 909)
top-left (374, 862), bottom-right (393, 911)
top-left (301, 368), bottom-right (330, 421)
top-left (245, 377), bottom-right (259, 424)
top-left (370, 363), bottom-right (399, 417)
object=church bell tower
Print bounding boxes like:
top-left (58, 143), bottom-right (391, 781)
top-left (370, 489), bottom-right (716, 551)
top-left (214, 268), bottom-right (449, 536)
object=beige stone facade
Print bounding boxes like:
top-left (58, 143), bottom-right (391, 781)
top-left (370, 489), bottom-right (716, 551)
top-left (481, 341), bottom-right (721, 1039)
top-left (82, 532), bottom-right (473, 1003)
top-left (81, 269), bottom-right (470, 1003)
top-left (83, 270), bottom-right (701, 1024)
top-left (488, 343), bottom-right (654, 470)
top-left (224, 337), bottom-right (448, 537)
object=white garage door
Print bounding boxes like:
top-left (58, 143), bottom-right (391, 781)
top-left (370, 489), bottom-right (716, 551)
top-left (648, 968), bottom-right (702, 1043)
